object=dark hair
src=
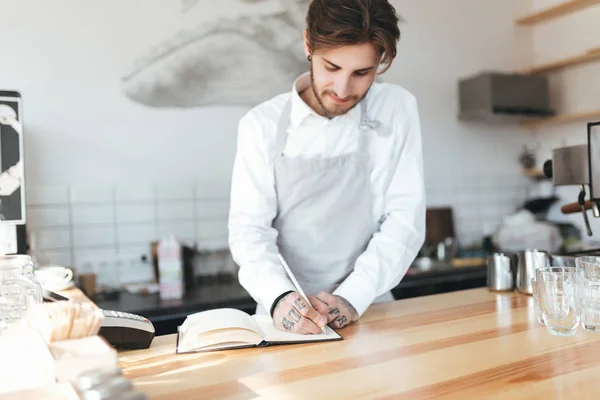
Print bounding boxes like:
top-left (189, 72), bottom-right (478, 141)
top-left (305, 0), bottom-right (401, 73)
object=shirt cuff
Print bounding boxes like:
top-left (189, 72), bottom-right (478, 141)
top-left (269, 290), bottom-right (294, 317)
top-left (254, 274), bottom-right (296, 316)
top-left (333, 273), bottom-right (378, 317)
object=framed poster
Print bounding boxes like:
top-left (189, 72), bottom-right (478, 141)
top-left (0, 91), bottom-right (26, 225)
top-left (588, 121), bottom-right (600, 202)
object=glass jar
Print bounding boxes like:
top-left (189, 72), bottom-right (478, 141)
top-left (0, 255), bottom-right (43, 296)
top-left (0, 255), bottom-right (43, 331)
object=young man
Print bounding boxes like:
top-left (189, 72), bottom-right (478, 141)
top-left (228, 0), bottom-right (425, 334)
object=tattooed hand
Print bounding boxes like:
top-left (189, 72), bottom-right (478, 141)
top-left (272, 292), bottom-right (328, 334)
top-left (308, 292), bottom-right (359, 329)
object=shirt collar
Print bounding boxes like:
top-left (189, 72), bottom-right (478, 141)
top-left (290, 72), bottom-right (363, 128)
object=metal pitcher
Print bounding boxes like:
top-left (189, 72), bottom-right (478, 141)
top-left (516, 249), bottom-right (549, 295)
top-left (487, 253), bottom-right (514, 292)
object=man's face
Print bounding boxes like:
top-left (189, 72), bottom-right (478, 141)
top-left (307, 41), bottom-right (380, 118)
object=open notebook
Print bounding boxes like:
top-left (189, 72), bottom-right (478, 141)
top-left (176, 308), bottom-right (342, 354)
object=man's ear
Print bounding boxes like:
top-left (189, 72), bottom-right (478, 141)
top-left (303, 29), bottom-right (311, 59)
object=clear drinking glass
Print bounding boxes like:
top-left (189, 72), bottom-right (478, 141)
top-left (531, 277), bottom-right (544, 325)
top-left (1, 255), bottom-right (43, 293)
top-left (576, 256), bottom-right (600, 332)
top-left (536, 266), bottom-right (580, 336)
top-left (0, 256), bottom-right (43, 332)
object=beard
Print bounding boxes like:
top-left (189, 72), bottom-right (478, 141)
top-left (309, 64), bottom-right (367, 119)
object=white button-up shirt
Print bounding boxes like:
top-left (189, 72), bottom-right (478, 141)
top-left (228, 72), bottom-right (426, 317)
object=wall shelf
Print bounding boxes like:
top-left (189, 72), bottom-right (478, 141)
top-left (522, 168), bottom-right (548, 180)
top-left (520, 109), bottom-right (600, 127)
top-left (516, 0), bottom-right (600, 26)
top-left (520, 46), bottom-right (600, 74)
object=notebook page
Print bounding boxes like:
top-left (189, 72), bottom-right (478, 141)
top-left (178, 330), bottom-right (262, 353)
top-left (252, 314), bottom-right (340, 343)
top-left (182, 308), bottom-right (260, 335)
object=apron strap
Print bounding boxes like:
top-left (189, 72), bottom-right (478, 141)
top-left (274, 98), bottom-right (293, 156)
top-left (275, 96), bottom-right (373, 157)
top-left (273, 98), bottom-right (292, 200)
top-left (358, 100), bottom-right (370, 153)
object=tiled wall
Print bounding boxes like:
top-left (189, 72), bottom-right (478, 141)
top-left (26, 181), bottom-right (231, 285)
top-left (26, 174), bottom-right (530, 284)
top-left (425, 173), bottom-right (531, 248)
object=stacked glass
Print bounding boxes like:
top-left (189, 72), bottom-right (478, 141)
top-left (531, 256), bottom-right (600, 336)
top-left (575, 256), bottom-right (600, 332)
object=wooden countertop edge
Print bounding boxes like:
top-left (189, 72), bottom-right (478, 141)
top-left (117, 287), bottom-right (503, 357)
top-left (113, 287), bottom-right (600, 398)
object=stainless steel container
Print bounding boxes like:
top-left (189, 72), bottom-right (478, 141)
top-left (516, 249), bottom-right (549, 295)
top-left (487, 253), bottom-right (514, 292)
top-left (550, 254), bottom-right (576, 267)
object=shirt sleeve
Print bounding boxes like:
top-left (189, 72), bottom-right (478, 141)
top-left (228, 111), bottom-right (296, 312)
top-left (333, 94), bottom-right (426, 316)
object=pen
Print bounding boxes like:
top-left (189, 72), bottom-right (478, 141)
top-left (278, 253), bottom-right (327, 335)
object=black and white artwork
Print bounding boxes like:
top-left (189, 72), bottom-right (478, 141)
top-left (0, 91), bottom-right (25, 225)
top-left (122, 0), bottom-right (311, 108)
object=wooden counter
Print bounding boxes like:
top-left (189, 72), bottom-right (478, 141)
top-left (117, 288), bottom-right (600, 399)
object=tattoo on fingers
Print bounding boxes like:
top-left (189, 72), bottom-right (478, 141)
top-left (328, 307), bottom-right (340, 316)
top-left (294, 298), bottom-right (306, 310)
top-left (282, 317), bottom-right (295, 331)
top-left (335, 315), bottom-right (348, 328)
top-left (289, 308), bottom-right (301, 322)
top-left (316, 297), bottom-right (329, 306)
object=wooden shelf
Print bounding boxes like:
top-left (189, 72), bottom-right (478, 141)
top-left (520, 46), bottom-right (600, 74)
top-left (520, 109), bottom-right (600, 127)
top-left (516, 0), bottom-right (600, 25)
top-left (522, 168), bottom-right (547, 179)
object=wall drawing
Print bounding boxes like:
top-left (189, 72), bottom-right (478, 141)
top-left (121, 0), bottom-right (311, 108)
top-left (0, 92), bottom-right (25, 225)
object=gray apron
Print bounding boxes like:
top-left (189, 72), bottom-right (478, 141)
top-left (256, 96), bottom-right (394, 315)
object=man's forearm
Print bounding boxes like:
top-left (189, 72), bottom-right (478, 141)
top-left (228, 221), bottom-right (296, 313)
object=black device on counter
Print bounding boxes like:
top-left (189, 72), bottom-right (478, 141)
top-left (41, 289), bottom-right (155, 350)
top-left (43, 289), bottom-right (70, 303)
top-left (99, 310), bottom-right (155, 350)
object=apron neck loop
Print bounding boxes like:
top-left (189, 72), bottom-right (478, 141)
top-left (274, 99), bottom-right (293, 156)
top-left (358, 100), bottom-right (372, 152)
top-left (275, 95), bottom-right (378, 157)
top-left (358, 100), bottom-right (380, 132)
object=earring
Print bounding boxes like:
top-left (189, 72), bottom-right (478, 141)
top-left (307, 55), bottom-right (312, 62)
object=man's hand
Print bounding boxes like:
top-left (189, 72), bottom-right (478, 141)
top-left (308, 292), bottom-right (359, 329)
top-left (272, 292), bottom-right (328, 334)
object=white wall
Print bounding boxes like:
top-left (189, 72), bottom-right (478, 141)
top-left (0, 0), bottom-right (536, 185)
top-left (526, 0), bottom-right (600, 242)
top-left (391, 0), bottom-right (534, 178)
top-left (0, 0), bottom-right (250, 185)
top-left (0, 0), bottom-right (539, 278)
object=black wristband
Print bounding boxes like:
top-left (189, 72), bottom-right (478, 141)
top-left (270, 290), bottom-right (294, 317)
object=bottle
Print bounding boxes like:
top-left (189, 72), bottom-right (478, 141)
top-left (482, 223), bottom-right (495, 254)
top-left (157, 235), bottom-right (184, 300)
